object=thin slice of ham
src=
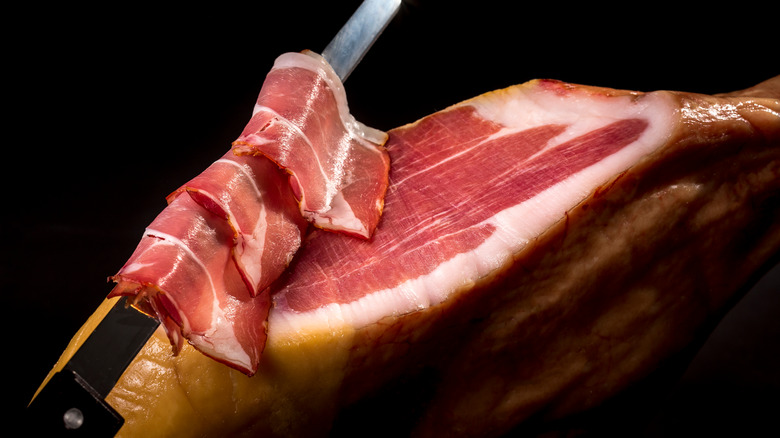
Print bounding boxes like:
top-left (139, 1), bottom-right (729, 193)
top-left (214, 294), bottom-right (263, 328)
top-left (166, 152), bottom-right (307, 297)
top-left (108, 194), bottom-right (269, 375)
top-left (233, 51), bottom-right (391, 239)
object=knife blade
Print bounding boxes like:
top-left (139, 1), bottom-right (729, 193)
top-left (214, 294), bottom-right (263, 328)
top-left (322, 0), bottom-right (402, 81)
top-left (25, 1), bottom-right (400, 435)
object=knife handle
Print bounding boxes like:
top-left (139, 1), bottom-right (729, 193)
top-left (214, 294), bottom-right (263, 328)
top-left (25, 296), bottom-right (160, 436)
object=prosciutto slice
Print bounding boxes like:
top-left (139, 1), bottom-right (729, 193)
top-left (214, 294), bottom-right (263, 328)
top-left (108, 194), bottom-right (269, 375)
top-left (57, 77), bottom-right (777, 437)
top-left (166, 152), bottom-right (307, 297)
top-left (233, 51), bottom-right (391, 239)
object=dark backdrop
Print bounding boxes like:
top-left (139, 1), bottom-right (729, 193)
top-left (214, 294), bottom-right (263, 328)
top-left (6, 1), bottom-right (778, 435)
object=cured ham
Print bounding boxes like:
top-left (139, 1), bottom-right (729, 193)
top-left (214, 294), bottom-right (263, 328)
top-left (233, 51), bottom-right (391, 239)
top-left (108, 52), bottom-right (389, 375)
top-left (39, 76), bottom-right (779, 437)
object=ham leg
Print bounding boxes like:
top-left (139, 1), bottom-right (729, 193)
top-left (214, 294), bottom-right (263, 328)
top-left (335, 79), bottom-right (780, 437)
top-left (44, 76), bottom-right (779, 437)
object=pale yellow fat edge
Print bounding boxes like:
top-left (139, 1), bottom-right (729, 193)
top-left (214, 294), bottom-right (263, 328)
top-left (34, 297), bottom-right (355, 437)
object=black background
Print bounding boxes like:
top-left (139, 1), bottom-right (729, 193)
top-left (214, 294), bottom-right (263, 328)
top-left (6, 1), bottom-right (779, 435)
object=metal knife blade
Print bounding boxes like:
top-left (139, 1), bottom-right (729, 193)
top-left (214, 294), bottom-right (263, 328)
top-left (322, 0), bottom-right (401, 81)
top-left (25, 1), bottom-right (399, 435)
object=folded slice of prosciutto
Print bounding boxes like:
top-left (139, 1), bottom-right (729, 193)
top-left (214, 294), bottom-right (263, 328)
top-left (49, 76), bottom-right (778, 437)
top-left (233, 51), bottom-right (391, 239)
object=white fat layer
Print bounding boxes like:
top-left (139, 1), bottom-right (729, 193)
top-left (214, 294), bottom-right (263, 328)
top-left (138, 229), bottom-right (252, 370)
top-left (469, 85), bottom-right (675, 157)
top-left (187, 331), bottom-right (252, 372)
top-left (269, 86), bottom-right (677, 339)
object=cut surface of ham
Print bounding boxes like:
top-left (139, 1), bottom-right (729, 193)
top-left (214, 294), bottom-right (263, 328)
top-left (270, 79), bottom-right (675, 331)
top-left (233, 51), bottom-right (391, 239)
top-left (49, 76), bottom-right (778, 437)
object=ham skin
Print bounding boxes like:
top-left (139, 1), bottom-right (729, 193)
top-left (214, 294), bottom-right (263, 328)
top-left (39, 76), bottom-right (779, 437)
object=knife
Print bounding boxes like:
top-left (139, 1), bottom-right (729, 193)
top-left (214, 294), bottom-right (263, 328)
top-left (24, 0), bottom-right (401, 435)
top-left (25, 296), bottom-right (159, 435)
top-left (322, 0), bottom-right (402, 82)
